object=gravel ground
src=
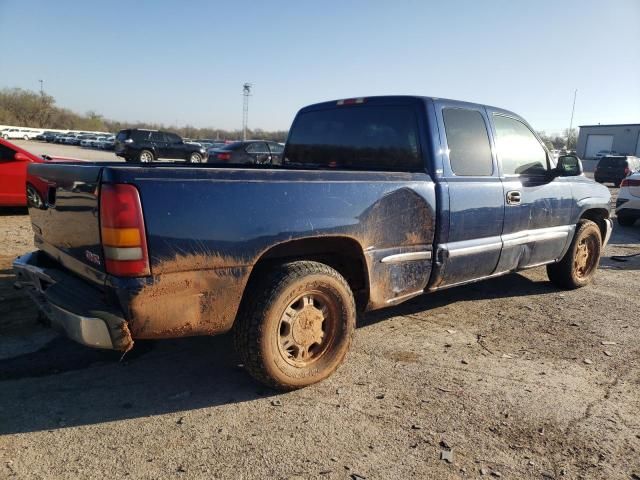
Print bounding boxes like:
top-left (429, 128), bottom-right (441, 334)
top-left (0, 181), bottom-right (639, 479)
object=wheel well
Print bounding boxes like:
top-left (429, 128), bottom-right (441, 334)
top-left (580, 208), bottom-right (609, 240)
top-left (247, 237), bottom-right (370, 310)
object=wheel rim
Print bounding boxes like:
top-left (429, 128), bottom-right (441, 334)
top-left (574, 234), bottom-right (599, 279)
top-left (190, 153), bottom-right (201, 163)
top-left (26, 186), bottom-right (42, 208)
top-left (277, 291), bottom-right (337, 367)
top-left (140, 151), bottom-right (152, 162)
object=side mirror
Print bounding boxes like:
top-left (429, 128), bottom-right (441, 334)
top-left (14, 152), bottom-right (31, 162)
top-left (556, 155), bottom-right (583, 177)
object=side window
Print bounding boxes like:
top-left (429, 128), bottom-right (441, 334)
top-left (166, 133), bottom-right (182, 143)
top-left (0, 144), bottom-right (16, 161)
top-left (493, 115), bottom-right (548, 175)
top-left (442, 108), bottom-right (493, 176)
top-left (132, 131), bottom-right (150, 142)
top-left (150, 132), bottom-right (166, 142)
top-left (246, 142), bottom-right (268, 154)
top-left (268, 143), bottom-right (284, 155)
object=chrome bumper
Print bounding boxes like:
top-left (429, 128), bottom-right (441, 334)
top-left (13, 252), bottom-right (119, 350)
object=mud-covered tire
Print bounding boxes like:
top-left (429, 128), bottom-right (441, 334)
top-left (234, 261), bottom-right (356, 390)
top-left (547, 219), bottom-right (602, 289)
top-left (617, 215), bottom-right (636, 227)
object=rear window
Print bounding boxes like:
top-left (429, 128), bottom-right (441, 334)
top-left (600, 157), bottom-right (628, 167)
top-left (284, 105), bottom-right (422, 171)
top-left (116, 131), bottom-right (130, 141)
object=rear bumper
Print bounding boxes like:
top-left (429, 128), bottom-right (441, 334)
top-left (13, 251), bottom-right (133, 352)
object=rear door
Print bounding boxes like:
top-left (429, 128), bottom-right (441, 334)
top-left (433, 102), bottom-right (505, 287)
top-left (489, 112), bottom-right (574, 271)
top-left (150, 131), bottom-right (170, 159)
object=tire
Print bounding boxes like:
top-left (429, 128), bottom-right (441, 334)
top-left (547, 219), bottom-right (602, 289)
top-left (26, 184), bottom-right (43, 209)
top-left (188, 152), bottom-right (203, 163)
top-left (617, 215), bottom-right (636, 227)
top-left (138, 150), bottom-right (154, 163)
top-left (234, 261), bottom-right (356, 390)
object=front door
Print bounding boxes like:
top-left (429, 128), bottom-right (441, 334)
top-left (489, 112), bottom-right (574, 272)
top-left (433, 103), bottom-right (505, 287)
top-left (150, 131), bottom-right (171, 159)
top-left (0, 143), bottom-right (26, 205)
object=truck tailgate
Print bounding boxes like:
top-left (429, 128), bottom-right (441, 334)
top-left (27, 162), bottom-right (107, 285)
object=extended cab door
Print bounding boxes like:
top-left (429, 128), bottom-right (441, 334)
top-left (488, 112), bottom-right (574, 271)
top-left (432, 103), bottom-right (505, 287)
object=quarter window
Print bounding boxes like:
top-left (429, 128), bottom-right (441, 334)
top-left (443, 108), bottom-right (493, 176)
top-left (493, 115), bottom-right (547, 175)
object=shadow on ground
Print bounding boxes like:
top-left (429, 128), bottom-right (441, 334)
top-left (0, 271), bottom-right (562, 435)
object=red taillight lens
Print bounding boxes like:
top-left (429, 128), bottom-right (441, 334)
top-left (100, 184), bottom-right (150, 277)
top-left (621, 178), bottom-right (640, 187)
top-left (216, 152), bottom-right (231, 161)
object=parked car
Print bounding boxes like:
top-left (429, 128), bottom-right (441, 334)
top-left (80, 136), bottom-right (98, 147)
top-left (207, 140), bottom-right (284, 165)
top-left (615, 171), bottom-right (640, 226)
top-left (14, 95), bottom-right (612, 389)
top-left (114, 129), bottom-right (207, 163)
top-left (2, 128), bottom-right (33, 140)
top-left (0, 137), bottom-right (84, 207)
top-left (97, 135), bottom-right (115, 150)
top-left (594, 155), bottom-right (640, 187)
top-left (35, 131), bottom-right (57, 141)
top-left (44, 132), bottom-right (63, 142)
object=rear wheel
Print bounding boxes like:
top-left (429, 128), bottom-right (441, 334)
top-left (547, 219), bottom-right (602, 289)
top-left (617, 215), bottom-right (636, 227)
top-left (234, 261), bottom-right (356, 390)
top-left (138, 150), bottom-right (154, 163)
top-left (188, 152), bottom-right (203, 163)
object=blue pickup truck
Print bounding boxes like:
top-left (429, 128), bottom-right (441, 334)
top-left (14, 96), bottom-right (612, 389)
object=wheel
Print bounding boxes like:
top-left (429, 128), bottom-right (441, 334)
top-left (188, 152), bottom-right (203, 163)
top-left (23, 135), bottom-right (29, 140)
top-left (2, 135), bottom-right (8, 140)
top-left (26, 184), bottom-right (43, 209)
top-left (617, 215), bottom-right (636, 227)
top-left (138, 150), bottom-right (154, 163)
top-left (234, 261), bottom-right (356, 390)
top-left (547, 219), bottom-right (602, 289)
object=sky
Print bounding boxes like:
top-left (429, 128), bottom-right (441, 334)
top-left (0, 0), bottom-right (638, 133)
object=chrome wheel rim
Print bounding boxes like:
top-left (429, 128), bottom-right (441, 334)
top-left (26, 186), bottom-right (42, 208)
top-left (277, 291), bottom-right (336, 367)
top-left (190, 153), bottom-right (202, 163)
top-left (140, 151), bottom-right (152, 163)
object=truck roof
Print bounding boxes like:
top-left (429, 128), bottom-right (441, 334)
top-left (299, 95), bottom-right (519, 118)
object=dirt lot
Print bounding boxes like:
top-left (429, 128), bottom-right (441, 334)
top-left (1, 184), bottom-right (639, 479)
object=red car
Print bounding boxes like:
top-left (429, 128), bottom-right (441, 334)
top-left (0, 138), bottom-right (83, 207)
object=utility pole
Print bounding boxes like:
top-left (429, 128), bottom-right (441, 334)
top-left (38, 79), bottom-right (44, 96)
top-left (242, 83), bottom-right (252, 141)
top-left (567, 89), bottom-right (577, 150)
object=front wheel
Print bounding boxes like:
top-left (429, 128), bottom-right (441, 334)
top-left (234, 261), bottom-right (356, 390)
top-left (188, 152), bottom-right (203, 163)
top-left (23, 135), bottom-right (29, 141)
top-left (547, 219), bottom-right (602, 289)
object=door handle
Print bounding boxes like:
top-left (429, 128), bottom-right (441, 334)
top-left (506, 190), bottom-right (521, 205)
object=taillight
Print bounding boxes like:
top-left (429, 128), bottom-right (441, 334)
top-left (621, 178), bottom-right (640, 187)
top-left (100, 184), bottom-right (150, 277)
top-left (337, 98), bottom-right (365, 105)
top-left (216, 152), bottom-right (231, 161)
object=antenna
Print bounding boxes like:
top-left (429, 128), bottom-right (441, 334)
top-left (242, 83), bottom-right (252, 141)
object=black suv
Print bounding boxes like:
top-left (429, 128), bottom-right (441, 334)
top-left (594, 155), bottom-right (640, 187)
top-left (114, 129), bottom-right (207, 163)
